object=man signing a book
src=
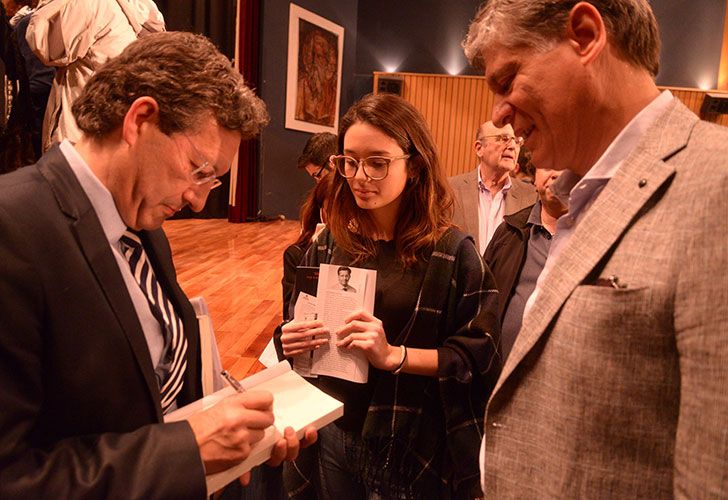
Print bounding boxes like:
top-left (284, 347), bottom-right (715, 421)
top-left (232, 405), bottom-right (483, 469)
top-left (0, 32), bottom-right (315, 499)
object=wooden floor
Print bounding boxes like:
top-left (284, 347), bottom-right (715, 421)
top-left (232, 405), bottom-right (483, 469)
top-left (163, 218), bottom-right (300, 380)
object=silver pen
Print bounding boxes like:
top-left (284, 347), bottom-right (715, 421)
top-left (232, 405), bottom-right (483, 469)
top-left (220, 369), bottom-right (246, 393)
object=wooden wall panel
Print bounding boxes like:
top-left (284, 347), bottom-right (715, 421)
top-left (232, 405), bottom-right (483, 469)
top-left (373, 72), bottom-right (728, 177)
top-left (665, 86), bottom-right (728, 127)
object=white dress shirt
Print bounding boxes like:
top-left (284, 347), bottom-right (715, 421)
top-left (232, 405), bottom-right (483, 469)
top-left (59, 140), bottom-right (166, 372)
top-left (477, 168), bottom-right (512, 254)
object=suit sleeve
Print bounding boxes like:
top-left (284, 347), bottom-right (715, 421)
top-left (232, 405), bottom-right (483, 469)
top-left (0, 206), bottom-right (207, 499)
top-left (672, 168), bottom-right (728, 495)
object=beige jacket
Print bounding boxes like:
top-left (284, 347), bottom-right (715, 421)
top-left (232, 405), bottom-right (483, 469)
top-left (482, 99), bottom-right (728, 498)
top-left (27, 0), bottom-right (164, 151)
top-left (450, 169), bottom-right (537, 250)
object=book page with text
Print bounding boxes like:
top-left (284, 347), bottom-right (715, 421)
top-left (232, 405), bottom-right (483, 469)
top-left (312, 264), bottom-right (376, 383)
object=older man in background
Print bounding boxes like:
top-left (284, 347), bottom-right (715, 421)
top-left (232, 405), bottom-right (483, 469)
top-left (451, 120), bottom-right (536, 254)
top-left (464, 0), bottom-right (728, 497)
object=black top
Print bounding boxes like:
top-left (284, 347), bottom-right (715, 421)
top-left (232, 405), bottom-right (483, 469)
top-left (321, 240), bottom-right (427, 431)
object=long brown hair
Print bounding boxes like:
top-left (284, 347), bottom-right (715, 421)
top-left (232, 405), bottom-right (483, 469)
top-left (326, 93), bottom-right (453, 267)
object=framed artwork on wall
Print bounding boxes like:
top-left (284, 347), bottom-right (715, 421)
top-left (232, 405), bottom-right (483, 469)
top-left (285, 3), bottom-right (344, 134)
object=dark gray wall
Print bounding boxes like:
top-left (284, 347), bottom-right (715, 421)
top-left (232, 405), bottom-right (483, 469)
top-left (353, 0), bottom-right (727, 86)
top-left (355, 0), bottom-right (481, 76)
top-left (652, 0), bottom-right (726, 89)
top-left (259, 0), bottom-right (358, 220)
top-left (259, 0), bottom-right (728, 218)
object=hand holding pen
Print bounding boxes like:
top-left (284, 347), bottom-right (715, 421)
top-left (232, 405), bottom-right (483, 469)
top-left (221, 369), bottom-right (246, 392)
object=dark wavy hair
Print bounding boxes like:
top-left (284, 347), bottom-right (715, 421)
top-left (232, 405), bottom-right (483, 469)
top-left (297, 132), bottom-right (338, 170)
top-left (73, 31), bottom-right (268, 138)
top-left (326, 93), bottom-right (453, 267)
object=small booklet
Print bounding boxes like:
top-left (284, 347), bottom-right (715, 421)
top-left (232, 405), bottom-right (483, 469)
top-left (292, 263), bottom-right (376, 384)
top-left (164, 361), bottom-right (343, 495)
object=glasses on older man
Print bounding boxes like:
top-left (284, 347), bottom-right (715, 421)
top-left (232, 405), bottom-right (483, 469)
top-left (481, 134), bottom-right (525, 147)
top-left (329, 154), bottom-right (410, 181)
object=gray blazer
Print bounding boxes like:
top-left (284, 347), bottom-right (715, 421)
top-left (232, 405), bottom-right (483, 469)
top-left (450, 169), bottom-right (536, 247)
top-left (482, 99), bottom-right (728, 498)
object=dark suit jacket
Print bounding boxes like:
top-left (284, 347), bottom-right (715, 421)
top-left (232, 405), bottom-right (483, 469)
top-left (0, 147), bottom-right (207, 498)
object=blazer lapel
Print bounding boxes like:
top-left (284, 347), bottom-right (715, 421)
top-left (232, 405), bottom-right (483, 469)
top-left (504, 178), bottom-right (537, 216)
top-left (38, 150), bottom-right (163, 417)
top-left (495, 98), bottom-right (697, 391)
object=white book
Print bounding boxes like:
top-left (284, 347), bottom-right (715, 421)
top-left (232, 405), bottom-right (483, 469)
top-left (164, 361), bottom-right (343, 495)
top-left (311, 263), bottom-right (376, 383)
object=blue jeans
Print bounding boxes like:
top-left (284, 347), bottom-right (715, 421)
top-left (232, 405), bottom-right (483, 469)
top-left (317, 424), bottom-right (405, 500)
top-left (217, 465), bottom-right (286, 500)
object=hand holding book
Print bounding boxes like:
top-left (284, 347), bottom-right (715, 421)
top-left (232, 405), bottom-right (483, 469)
top-left (280, 318), bottom-right (329, 358)
top-left (335, 309), bottom-right (403, 371)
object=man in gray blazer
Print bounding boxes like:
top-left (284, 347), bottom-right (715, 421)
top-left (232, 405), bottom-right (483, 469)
top-left (450, 120), bottom-right (536, 254)
top-left (463, 0), bottom-right (728, 497)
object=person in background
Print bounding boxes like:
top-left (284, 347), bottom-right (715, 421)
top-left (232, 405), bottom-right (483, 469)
top-left (26, 0), bottom-right (165, 151)
top-left (279, 93), bottom-right (500, 499)
top-left (0, 31), bottom-right (314, 499)
top-left (297, 131), bottom-right (337, 182)
top-left (484, 168), bottom-right (567, 361)
top-left (450, 120), bottom-right (536, 254)
top-left (282, 173), bottom-right (331, 320)
top-left (282, 132), bottom-right (337, 319)
top-left (3, 0), bottom-right (53, 159)
top-left (0, 0), bottom-right (34, 171)
top-left (275, 133), bottom-right (337, 500)
top-left (463, 0), bottom-right (728, 496)
top-left (513, 145), bottom-right (535, 184)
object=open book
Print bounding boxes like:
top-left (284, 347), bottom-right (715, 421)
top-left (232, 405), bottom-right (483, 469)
top-left (164, 361), bottom-right (343, 495)
top-left (292, 263), bottom-right (376, 383)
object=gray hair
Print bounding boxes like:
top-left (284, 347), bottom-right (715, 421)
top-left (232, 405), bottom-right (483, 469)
top-left (463, 0), bottom-right (660, 76)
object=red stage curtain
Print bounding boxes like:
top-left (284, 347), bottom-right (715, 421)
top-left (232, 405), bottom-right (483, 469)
top-left (229, 0), bottom-right (262, 222)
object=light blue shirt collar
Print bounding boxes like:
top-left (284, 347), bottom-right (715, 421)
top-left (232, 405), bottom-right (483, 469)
top-left (551, 90), bottom-right (674, 217)
top-left (59, 139), bottom-right (127, 244)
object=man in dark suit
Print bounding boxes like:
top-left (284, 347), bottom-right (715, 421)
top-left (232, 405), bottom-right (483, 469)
top-left (464, 0), bottom-right (728, 497)
top-left (0, 31), bottom-right (312, 499)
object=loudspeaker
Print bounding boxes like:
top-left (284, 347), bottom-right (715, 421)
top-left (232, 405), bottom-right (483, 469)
top-left (377, 76), bottom-right (403, 96)
top-left (701, 92), bottom-right (728, 115)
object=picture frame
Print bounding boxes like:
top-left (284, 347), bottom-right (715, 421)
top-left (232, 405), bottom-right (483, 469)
top-left (285, 4), bottom-right (344, 134)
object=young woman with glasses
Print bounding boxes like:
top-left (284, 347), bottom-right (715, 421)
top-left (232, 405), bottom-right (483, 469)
top-left (278, 93), bottom-right (500, 500)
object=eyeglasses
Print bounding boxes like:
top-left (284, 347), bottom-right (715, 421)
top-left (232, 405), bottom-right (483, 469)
top-left (181, 135), bottom-right (223, 190)
top-left (329, 154), bottom-right (410, 181)
top-left (310, 164), bottom-right (329, 181)
top-left (481, 134), bottom-right (525, 147)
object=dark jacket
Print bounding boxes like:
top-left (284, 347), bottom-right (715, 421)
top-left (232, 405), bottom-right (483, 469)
top-left (483, 203), bottom-right (535, 321)
top-left (0, 147), bottom-right (206, 499)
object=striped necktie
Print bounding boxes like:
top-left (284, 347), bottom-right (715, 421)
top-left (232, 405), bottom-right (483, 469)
top-left (119, 230), bottom-right (188, 414)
